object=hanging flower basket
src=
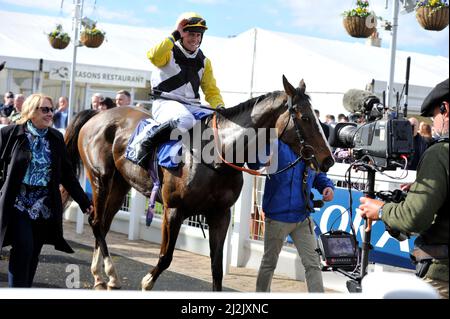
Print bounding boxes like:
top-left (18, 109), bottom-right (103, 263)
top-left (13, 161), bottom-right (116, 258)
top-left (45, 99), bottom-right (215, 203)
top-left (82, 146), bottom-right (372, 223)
top-left (416, 6), bottom-right (449, 31)
top-left (80, 32), bottom-right (105, 48)
top-left (80, 24), bottom-right (105, 48)
top-left (48, 24), bottom-right (71, 49)
top-left (343, 16), bottom-right (377, 38)
top-left (48, 36), bottom-right (70, 49)
top-left (342, 1), bottom-right (377, 38)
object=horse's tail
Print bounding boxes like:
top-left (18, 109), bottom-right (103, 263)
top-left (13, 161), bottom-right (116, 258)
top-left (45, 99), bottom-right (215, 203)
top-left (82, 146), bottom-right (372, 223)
top-left (64, 109), bottom-right (99, 177)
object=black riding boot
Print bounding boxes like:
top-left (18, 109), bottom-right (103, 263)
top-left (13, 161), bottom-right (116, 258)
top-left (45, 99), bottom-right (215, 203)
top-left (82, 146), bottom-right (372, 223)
top-left (135, 119), bottom-right (179, 168)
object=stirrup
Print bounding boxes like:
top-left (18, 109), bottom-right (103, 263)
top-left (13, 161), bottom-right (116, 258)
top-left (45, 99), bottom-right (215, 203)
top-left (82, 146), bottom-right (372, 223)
top-left (133, 119), bottom-right (179, 169)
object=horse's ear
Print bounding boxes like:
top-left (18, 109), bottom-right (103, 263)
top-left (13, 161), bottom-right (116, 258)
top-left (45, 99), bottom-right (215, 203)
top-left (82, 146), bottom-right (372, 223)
top-left (282, 75), bottom-right (295, 97)
top-left (299, 79), bottom-right (306, 95)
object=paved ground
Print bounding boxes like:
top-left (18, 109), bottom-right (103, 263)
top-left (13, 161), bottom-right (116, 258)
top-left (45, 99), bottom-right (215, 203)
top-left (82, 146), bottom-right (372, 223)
top-left (1, 220), bottom-right (337, 292)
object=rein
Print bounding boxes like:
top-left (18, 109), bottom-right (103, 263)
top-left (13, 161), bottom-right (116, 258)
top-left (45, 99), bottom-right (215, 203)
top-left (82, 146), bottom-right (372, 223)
top-left (211, 96), bottom-right (316, 177)
top-left (212, 112), bottom-right (268, 176)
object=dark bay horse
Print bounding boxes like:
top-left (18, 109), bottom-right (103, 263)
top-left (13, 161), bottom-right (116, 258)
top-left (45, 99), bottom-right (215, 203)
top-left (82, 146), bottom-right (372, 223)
top-left (64, 76), bottom-right (334, 291)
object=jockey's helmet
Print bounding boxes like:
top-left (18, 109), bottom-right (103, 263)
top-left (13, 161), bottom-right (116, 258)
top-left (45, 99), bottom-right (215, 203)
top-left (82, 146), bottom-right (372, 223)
top-left (176, 12), bottom-right (208, 34)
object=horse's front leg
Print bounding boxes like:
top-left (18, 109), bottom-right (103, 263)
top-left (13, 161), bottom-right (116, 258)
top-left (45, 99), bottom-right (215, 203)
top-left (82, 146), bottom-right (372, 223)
top-left (206, 208), bottom-right (231, 291)
top-left (141, 207), bottom-right (183, 290)
top-left (94, 171), bottom-right (131, 290)
top-left (91, 242), bottom-right (106, 289)
top-left (90, 219), bottom-right (122, 290)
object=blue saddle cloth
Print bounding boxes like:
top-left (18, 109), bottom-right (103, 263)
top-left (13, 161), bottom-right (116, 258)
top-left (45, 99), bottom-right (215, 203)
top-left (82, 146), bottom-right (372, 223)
top-left (125, 109), bottom-right (212, 169)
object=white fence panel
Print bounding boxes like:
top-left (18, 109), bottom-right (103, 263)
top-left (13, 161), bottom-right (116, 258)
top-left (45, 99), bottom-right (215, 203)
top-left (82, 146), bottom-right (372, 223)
top-left (65, 162), bottom-right (417, 287)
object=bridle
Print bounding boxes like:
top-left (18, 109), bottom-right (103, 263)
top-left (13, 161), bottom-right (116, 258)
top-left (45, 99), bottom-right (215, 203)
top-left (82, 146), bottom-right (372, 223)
top-left (280, 95), bottom-right (318, 164)
top-left (212, 93), bottom-right (319, 177)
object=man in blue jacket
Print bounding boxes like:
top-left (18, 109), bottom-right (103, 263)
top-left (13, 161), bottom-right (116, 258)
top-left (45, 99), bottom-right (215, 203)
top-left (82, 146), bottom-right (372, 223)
top-left (256, 140), bottom-right (334, 292)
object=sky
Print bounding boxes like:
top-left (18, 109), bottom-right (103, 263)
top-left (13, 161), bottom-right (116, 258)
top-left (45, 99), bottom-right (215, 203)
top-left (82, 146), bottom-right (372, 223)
top-left (0, 0), bottom-right (449, 57)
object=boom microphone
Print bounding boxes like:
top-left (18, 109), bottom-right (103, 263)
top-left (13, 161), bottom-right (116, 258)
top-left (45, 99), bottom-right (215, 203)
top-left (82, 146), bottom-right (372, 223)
top-left (342, 89), bottom-right (380, 114)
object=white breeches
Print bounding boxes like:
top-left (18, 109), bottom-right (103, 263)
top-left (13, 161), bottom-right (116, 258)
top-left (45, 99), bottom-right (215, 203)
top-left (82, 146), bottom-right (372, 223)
top-left (152, 99), bottom-right (208, 132)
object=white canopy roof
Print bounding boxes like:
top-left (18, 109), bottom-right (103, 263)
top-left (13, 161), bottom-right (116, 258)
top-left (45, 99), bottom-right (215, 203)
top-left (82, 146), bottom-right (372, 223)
top-left (1, 10), bottom-right (448, 115)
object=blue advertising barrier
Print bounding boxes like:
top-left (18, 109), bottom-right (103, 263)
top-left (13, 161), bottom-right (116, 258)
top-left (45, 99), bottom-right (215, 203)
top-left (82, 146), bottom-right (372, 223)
top-left (308, 188), bottom-right (415, 269)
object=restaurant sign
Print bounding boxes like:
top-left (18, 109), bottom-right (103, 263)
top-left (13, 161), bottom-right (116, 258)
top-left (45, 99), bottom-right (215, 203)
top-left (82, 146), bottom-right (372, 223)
top-left (48, 63), bottom-right (149, 88)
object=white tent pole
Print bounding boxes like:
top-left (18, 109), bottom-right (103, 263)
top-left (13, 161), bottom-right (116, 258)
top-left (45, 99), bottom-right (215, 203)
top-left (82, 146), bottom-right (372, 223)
top-left (386, 0), bottom-right (400, 110)
top-left (68, 0), bottom-right (83, 125)
top-left (248, 28), bottom-right (257, 99)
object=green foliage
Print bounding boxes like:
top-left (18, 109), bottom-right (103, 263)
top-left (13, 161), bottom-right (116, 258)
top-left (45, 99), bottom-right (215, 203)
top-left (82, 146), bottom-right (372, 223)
top-left (48, 24), bottom-right (70, 43)
top-left (416, 0), bottom-right (449, 9)
top-left (343, 0), bottom-right (374, 18)
top-left (82, 23), bottom-right (106, 36)
top-left (416, 0), bottom-right (449, 14)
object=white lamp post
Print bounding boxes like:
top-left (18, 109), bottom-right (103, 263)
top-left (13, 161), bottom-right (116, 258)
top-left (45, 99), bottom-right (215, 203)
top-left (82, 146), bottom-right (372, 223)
top-left (67, 0), bottom-right (84, 126)
top-left (386, 0), bottom-right (416, 110)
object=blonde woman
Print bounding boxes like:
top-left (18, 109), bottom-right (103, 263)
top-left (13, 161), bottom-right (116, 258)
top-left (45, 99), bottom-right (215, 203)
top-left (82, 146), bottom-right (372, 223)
top-left (419, 121), bottom-right (433, 145)
top-left (0, 93), bottom-right (93, 287)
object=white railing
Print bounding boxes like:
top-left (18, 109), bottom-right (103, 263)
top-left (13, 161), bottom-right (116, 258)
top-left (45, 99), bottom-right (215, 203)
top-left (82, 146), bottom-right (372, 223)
top-left (64, 162), bottom-right (417, 290)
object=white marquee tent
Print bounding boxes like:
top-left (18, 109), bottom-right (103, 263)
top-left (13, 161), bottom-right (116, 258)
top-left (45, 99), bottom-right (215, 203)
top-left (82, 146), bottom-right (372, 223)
top-left (1, 10), bottom-right (449, 116)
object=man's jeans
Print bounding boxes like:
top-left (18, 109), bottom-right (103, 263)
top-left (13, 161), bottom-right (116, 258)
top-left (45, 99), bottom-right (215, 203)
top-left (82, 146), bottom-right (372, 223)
top-left (256, 216), bottom-right (324, 292)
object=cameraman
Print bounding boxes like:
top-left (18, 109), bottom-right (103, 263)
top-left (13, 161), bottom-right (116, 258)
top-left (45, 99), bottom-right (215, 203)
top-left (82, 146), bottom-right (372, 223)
top-left (359, 78), bottom-right (449, 299)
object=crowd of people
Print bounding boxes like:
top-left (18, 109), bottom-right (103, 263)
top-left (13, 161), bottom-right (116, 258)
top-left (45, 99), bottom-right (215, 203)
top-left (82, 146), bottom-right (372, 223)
top-left (0, 89), bottom-right (149, 129)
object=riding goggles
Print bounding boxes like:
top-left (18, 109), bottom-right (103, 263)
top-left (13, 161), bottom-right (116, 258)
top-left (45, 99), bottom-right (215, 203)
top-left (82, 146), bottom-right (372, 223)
top-left (184, 17), bottom-right (208, 31)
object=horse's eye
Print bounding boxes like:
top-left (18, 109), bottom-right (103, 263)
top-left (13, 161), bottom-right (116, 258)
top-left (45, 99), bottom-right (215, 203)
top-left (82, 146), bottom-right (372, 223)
top-left (301, 115), bottom-right (309, 122)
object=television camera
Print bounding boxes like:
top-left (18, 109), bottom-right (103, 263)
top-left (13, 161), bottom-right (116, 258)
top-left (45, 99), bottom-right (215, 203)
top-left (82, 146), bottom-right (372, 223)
top-left (323, 87), bottom-right (414, 289)
top-left (328, 88), bottom-right (414, 171)
top-left (322, 61), bottom-right (414, 292)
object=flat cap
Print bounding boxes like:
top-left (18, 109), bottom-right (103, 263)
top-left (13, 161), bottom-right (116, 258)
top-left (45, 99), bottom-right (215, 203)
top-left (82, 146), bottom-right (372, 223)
top-left (421, 78), bottom-right (449, 117)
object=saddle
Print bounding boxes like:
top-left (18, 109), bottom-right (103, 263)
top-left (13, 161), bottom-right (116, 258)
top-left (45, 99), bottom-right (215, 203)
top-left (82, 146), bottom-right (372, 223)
top-left (125, 118), bottom-right (182, 170)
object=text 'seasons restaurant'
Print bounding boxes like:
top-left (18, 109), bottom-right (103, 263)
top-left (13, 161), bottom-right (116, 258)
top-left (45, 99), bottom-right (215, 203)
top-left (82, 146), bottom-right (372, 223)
top-left (0, 10), bottom-right (449, 116)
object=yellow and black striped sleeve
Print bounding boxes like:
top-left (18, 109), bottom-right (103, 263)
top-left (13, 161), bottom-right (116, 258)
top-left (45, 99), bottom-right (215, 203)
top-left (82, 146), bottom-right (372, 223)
top-left (147, 36), bottom-right (175, 67)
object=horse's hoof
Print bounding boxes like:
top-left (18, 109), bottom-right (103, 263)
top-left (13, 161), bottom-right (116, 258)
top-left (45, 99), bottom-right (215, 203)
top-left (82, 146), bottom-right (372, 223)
top-left (141, 282), bottom-right (154, 291)
top-left (94, 282), bottom-right (107, 290)
top-left (141, 273), bottom-right (155, 291)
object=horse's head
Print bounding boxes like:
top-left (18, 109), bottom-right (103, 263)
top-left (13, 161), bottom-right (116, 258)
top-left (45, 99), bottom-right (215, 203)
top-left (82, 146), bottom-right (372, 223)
top-left (276, 75), bottom-right (334, 172)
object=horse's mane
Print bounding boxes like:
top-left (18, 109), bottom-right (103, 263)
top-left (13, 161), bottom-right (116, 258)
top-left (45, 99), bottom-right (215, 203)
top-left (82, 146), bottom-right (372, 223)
top-left (220, 91), bottom-right (284, 119)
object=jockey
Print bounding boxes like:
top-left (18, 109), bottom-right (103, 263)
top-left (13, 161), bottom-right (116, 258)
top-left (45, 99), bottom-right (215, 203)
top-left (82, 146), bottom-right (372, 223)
top-left (134, 12), bottom-right (224, 168)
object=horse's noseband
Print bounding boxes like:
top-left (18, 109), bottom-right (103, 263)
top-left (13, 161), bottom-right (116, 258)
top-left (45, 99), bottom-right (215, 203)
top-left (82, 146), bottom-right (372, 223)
top-left (300, 144), bottom-right (314, 161)
top-left (286, 96), bottom-right (315, 164)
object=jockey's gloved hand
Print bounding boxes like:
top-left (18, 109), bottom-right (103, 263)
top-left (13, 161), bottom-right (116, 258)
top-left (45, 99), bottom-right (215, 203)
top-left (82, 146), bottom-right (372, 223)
top-left (171, 30), bottom-right (181, 41)
top-left (174, 18), bottom-right (189, 39)
top-left (216, 104), bottom-right (226, 111)
top-left (171, 18), bottom-right (188, 41)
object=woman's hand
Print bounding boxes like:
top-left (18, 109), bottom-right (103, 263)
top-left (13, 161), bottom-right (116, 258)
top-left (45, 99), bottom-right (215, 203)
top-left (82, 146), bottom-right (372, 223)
top-left (84, 205), bottom-right (94, 215)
